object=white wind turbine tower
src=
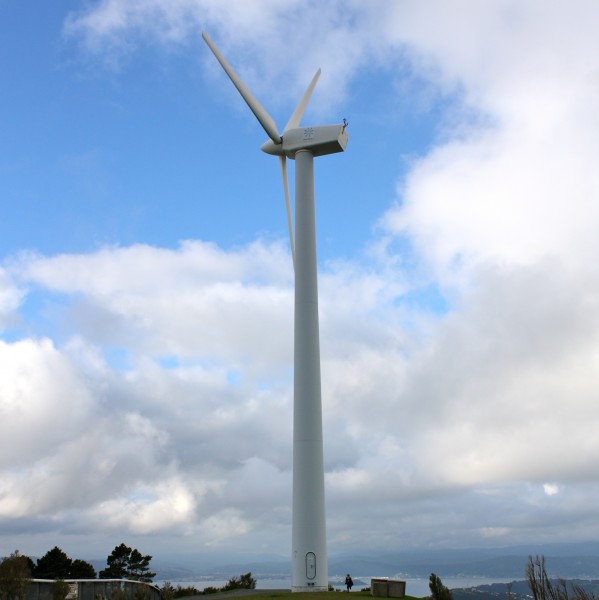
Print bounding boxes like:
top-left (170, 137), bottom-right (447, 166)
top-left (202, 33), bottom-right (348, 592)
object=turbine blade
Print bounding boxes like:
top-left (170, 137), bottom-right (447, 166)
top-left (202, 32), bottom-right (281, 144)
top-left (279, 155), bottom-right (295, 268)
top-left (283, 69), bottom-right (321, 133)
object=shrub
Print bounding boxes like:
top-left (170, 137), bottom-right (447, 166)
top-left (51, 580), bottom-right (70, 600)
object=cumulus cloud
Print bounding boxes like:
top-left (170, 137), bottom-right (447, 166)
top-left (17, 241), bottom-right (294, 374)
top-left (0, 235), bottom-right (416, 551)
top-left (382, 1), bottom-right (599, 276)
top-left (373, 0), bottom-right (599, 504)
top-left (6, 235), bottom-right (599, 552)
top-left (0, 338), bottom-right (96, 470)
top-left (0, 244), bottom-right (322, 542)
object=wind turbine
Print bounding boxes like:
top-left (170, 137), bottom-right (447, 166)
top-left (202, 32), bottom-right (348, 592)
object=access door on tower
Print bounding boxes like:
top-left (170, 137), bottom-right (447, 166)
top-left (306, 552), bottom-right (316, 579)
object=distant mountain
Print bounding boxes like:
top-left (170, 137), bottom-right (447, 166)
top-left (150, 557), bottom-right (291, 582)
top-left (328, 543), bottom-right (599, 579)
top-left (451, 579), bottom-right (599, 600)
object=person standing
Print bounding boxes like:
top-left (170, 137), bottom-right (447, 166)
top-left (345, 574), bottom-right (354, 592)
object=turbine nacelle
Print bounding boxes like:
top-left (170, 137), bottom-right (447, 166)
top-left (260, 124), bottom-right (348, 159)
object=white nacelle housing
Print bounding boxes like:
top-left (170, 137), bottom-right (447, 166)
top-left (261, 124), bottom-right (348, 159)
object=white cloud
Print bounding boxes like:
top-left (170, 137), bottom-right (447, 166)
top-left (17, 241), bottom-right (294, 375)
top-left (0, 237), bottom-right (413, 549)
top-left (0, 338), bottom-right (96, 469)
top-left (62, 0), bottom-right (390, 110)
top-left (0, 268), bottom-right (25, 330)
top-left (381, 1), bottom-right (599, 277)
top-left (92, 477), bottom-right (197, 534)
top-left (544, 484), bottom-right (560, 497)
top-left (5, 229), bottom-right (599, 551)
top-left (367, 3), bottom-right (599, 513)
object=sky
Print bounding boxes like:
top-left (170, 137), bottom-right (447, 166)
top-left (2, 0), bottom-right (599, 567)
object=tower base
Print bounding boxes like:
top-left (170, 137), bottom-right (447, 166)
top-left (292, 585), bottom-right (329, 593)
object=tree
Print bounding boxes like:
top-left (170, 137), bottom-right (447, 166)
top-left (34, 547), bottom-right (72, 580)
top-left (127, 550), bottom-right (154, 583)
top-left (222, 573), bottom-right (256, 591)
top-left (0, 551), bottom-right (32, 600)
top-left (239, 573), bottom-right (256, 590)
top-left (527, 555), bottom-right (551, 600)
top-left (159, 582), bottom-right (175, 600)
top-left (22, 559), bottom-right (35, 578)
top-left (525, 555), bottom-right (598, 600)
top-left (526, 555), bottom-right (573, 600)
top-left (70, 560), bottom-right (96, 579)
top-left (100, 544), bottom-right (130, 579)
top-left (33, 547), bottom-right (96, 580)
top-left (99, 544), bottom-right (155, 582)
top-left (429, 573), bottom-right (452, 600)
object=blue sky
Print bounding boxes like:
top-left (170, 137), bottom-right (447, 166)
top-left (2, 0), bottom-right (599, 568)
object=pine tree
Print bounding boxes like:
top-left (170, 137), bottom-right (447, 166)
top-left (127, 549), bottom-right (155, 583)
top-left (429, 573), bottom-right (452, 600)
top-left (34, 548), bottom-right (72, 580)
top-left (99, 544), bottom-right (155, 582)
top-left (70, 560), bottom-right (96, 579)
top-left (99, 544), bottom-right (130, 579)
